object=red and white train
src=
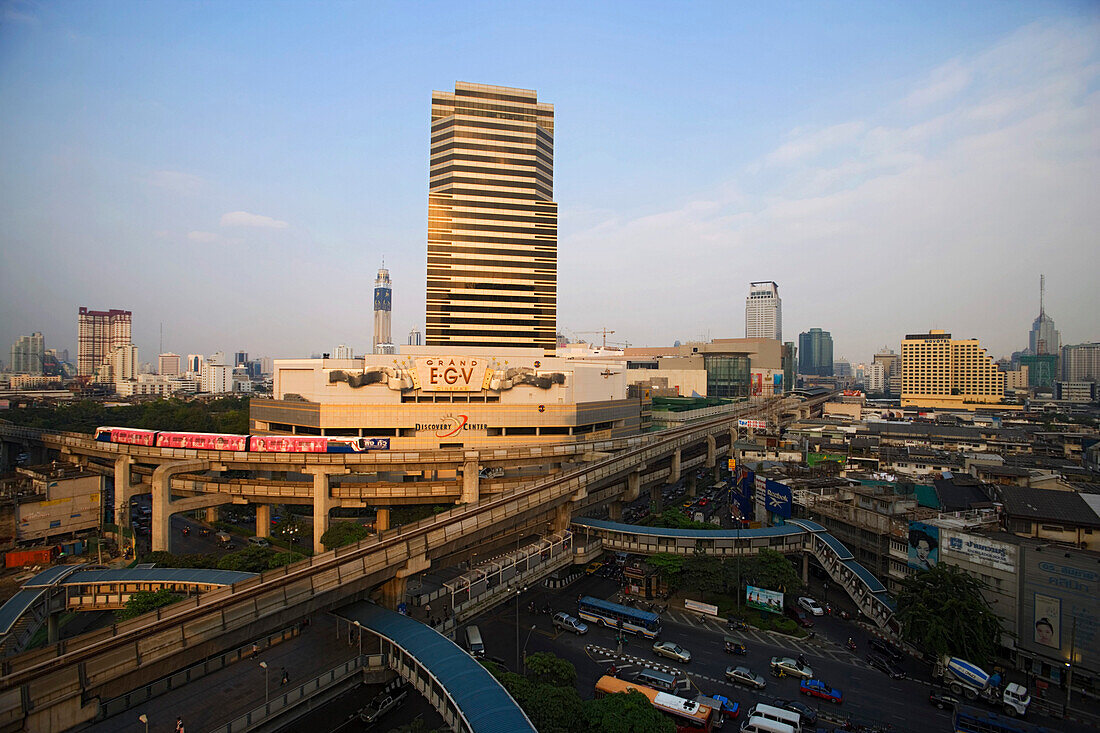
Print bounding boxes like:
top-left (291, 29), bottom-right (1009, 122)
top-left (93, 427), bottom-right (389, 453)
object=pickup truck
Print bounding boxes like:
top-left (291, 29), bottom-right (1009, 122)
top-left (359, 684), bottom-right (408, 725)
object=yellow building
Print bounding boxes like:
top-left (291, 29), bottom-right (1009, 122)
top-left (901, 330), bottom-right (1004, 409)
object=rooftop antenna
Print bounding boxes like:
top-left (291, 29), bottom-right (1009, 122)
top-left (1039, 274), bottom-right (1045, 316)
top-left (159, 322), bottom-right (163, 355)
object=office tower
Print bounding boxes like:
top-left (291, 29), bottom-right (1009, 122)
top-left (1062, 343), bottom-right (1100, 382)
top-left (334, 344), bottom-right (354, 359)
top-left (105, 344), bottom-right (138, 383)
top-left (901, 330), bottom-right (1003, 408)
top-left (745, 282), bottom-right (781, 341)
top-left (10, 332), bottom-right (45, 374)
top-left (408, 329), bottom-right (423, 347)
top-left (873, 347), bottom-right (901, 396)
top-left (373, 265), bottom-right (394, 354)
top-left (77, 308), bottom-right (132, 376)
top-left (186, 354), bottom-right (203, 374)
top-left (797, 328), bottom-right (833, 376)
top-left (833, 359), bottom-right (852, 379)
top-left (866, 362), bottom-right (886, 393)
top-left (234, 351), bottom-right (248, 367)
top-left (158, 353), bottom-right (181, 376)
top-left (1028, 275), bottom-right (1061, 355)
top-left (426, 82), bottom-right (557, 350)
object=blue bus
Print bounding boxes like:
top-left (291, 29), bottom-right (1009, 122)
top-left (953, 705), bottom-right (1051, 733)
top-left (577, 596), bottom-right (661, 639)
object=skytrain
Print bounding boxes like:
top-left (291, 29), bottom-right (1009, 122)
top-left (93, 427), bottom-right (389, 453)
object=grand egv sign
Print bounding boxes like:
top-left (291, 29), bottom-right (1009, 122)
top-left (410, 357), bottom-right (492, 392)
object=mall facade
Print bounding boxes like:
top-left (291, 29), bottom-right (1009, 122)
top-left (249, 347), bottom-right (647, 450)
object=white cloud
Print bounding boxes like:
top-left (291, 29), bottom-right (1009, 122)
top-left (144, 169), bottom-right (205, 195)
top-left (765, 122), bottom-right (867, 166)
top-left (219, 210), bottom-right (289, 229)
top-left (902, 60), bottom-right (972, 108)
top-left (187, 230), bottom-right (219, 242)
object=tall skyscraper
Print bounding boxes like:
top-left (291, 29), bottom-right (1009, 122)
top-left (745, 282), bottom-right (781, 341)
top-left (158, 353), bottom-right (181, 376)
top-left (798, 328), bottom-right (833, 376)
top-left (373, 265), bottom-right (394, 354)
top-left (10, 332), bottom-right (44, 374)
top-left (901, 330), bottom-right (1003, 408)
top-left (1028, 275), bottom-right (1061, 356)
top-left (77, 307), bottom-right (132, 377)
top-left (426, 82), bottom-right (557, 351)
top-left (234, 351), bottom-right (248, 367)
top-left (1062, 343), bottom-right (1100, 382)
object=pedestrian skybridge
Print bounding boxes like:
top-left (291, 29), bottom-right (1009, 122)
top-left (570, 516), bottom-right (896, 630)
top-left (338, 601), bottom-right (537, 733)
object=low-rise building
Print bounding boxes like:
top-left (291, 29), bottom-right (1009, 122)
top-left (6, 465), bottom-right (103, 543)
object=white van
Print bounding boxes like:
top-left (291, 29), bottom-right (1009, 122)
top-left (247, 536), bottom-right (271, 548)
top-left (464, 625), bottom-right (485, 657)
top-left (740, 716), bottom-right (797, 733)
top-left (741, 703), bottom-right (802, 733)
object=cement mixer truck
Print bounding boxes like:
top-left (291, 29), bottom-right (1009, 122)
top-left (933, 655), bottom-right (1031, 717)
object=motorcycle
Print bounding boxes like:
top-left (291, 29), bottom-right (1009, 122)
top-left (845, 639), bottom-right (857, 651)
top-left (839, 610), bottom-right (852, 621)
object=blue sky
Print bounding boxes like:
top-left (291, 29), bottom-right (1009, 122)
top-left (2, 1), bottom-right (1098, 365)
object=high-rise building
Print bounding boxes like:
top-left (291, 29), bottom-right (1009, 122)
top-left (334, 344), bottom-right (354, 359)
top-left (745, 282), bottom-right (781, 341)
top-left (234, 351), bottom-right (248, 367)
top-left (186, 354), bottom-right (203, 374)
top-left (1028, 275), bottom-right (1061, 356)
top-left (10, 332), bottom-right (44, 374)
top-left (103, 344), bottom-right (138, 384)
top-left (833, 359), bottom-right (852, 379)
top-left (426, 82), bottom-right (557, 351)
top-left (797, 328), bottom-right (833, 376)
top-left (1062, 343), bottom-right (1100, 382)
top-left (901, 330), bottom-right (1004, 409)
top-left (873, 347), bottom-right (902, 396)
top-left (408, 328), bottom-right (423, 347)
top-left (158, 353), bottom-right (181, 376)
top-left (865, 362), bottom-right (886, 393)
top-left (77, 307), bottom-right (132, 377)
top-left (373, 265), bottom-right (394, 354)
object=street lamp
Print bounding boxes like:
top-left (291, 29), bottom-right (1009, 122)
top-left (522, 624), bottom-right (537, 674)
top-left (259, 661), bottom-right (269, 704)
top-left (353, 620), bottom-right (362, 657)
top-left (514, 586), bottom-right (523, 672)
top-left (138, 714), bottom-right (148, 733)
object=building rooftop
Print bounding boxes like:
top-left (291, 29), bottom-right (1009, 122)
top-left (997, 486), bottom-right (1100, 528)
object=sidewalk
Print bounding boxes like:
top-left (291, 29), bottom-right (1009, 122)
top-left (82, 615), bottom-right (356, 733)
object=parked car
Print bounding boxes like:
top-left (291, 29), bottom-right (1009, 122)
top-left (797, 596), bottom-right (824, 616)
top-left (867, 654), bottom-right (905, 679)
top-left (247, 536), bottom-right (271, 548)
top-left (785, 605), bottom-right (815, 628)
top-left (774, 699), bottom-right (819, 726)
top-left (928, 687), bottom-right (962, 710)
top-left (359, 684), bottom-right (408, 724)
top-left (652, 640), bottom-right (691, 663)
top-left (725, 665), bottom-right (766, 689)
top-left (552, 612), bottom-right (589, 635)
top-left (868, 637), bottom-right (904, 662)
top-left (770, 656), bottom-right (813, 679)
top-left (800, 678), bottom-right (844, 704)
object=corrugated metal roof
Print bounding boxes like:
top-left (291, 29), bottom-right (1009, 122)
top-left (62, 568), bottom-right (255, 586)
top-left (998, 486), bottom-right (1100, 528)
top-left (572, 517), bottom-right (804, 540)
top-left (341, 601), bottom-right (536, 733)
top-left (841, 559), bottom-right (887, 594)
top-left (0, 588), bottom-right (47, 636)
top-left (23, 564), bottom-right (87, 588)
top-left (813, 533), bottom-right (854, 561)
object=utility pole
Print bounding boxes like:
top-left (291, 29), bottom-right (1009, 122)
top-left (1066, 616), bottom-right (1077, 711)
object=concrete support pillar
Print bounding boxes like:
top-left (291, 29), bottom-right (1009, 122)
top-left (552, 502), bottom-right (572, 533)
top-left (255, 504), bottom-right (271, 538)
top-left (310, 470), bottom-right (334, 554)
top-left (151, 460), bottom-right (212, 552)
top-left (714, 464), bottom-right (721, 482)
top-left (728, 427), bottom-right (737, 457)
top-left (686, 473), bottom-right (697, 498)
top-left (650, 484), bottom-right (663, 514)
top-left (624, 470), bottom-right (642, 502)
top-left (705, 434), bottom-right (716, 468)
top-left (47, 612), bottom-right (59, 645)
top-left (802, 553), bottom-right (809, 585)
top-left (668, 449), bottom-right (681, 484)
top-left (113, 455), bottom-right (135, 528)
top-left (375, 508), bottom-right (390, 532)
top-left (377, 576), bottom-right (407, 610)
top-left (205, 506), bottom-right (218, 523)
top-left (608, 501), bottom-right (623, 522)
top-left (460, 456), bottom-right (479, 505)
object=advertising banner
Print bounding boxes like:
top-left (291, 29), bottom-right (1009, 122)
top-left (907, 521), bottom-right (940, 571)
top-left (738, 419), bottom-right (767, 430)
top-left (412, 357), bottom-right (489, 392)
top-left (942, 530), bottom-right (1015, 573)
top-left (1033, 594), bottom-right (1062, 649)
top-left (1020, 551), bottom-right (1099, 663)
top-left (763, 479), bottom-right (792, 519)
top-left (730, 468), bottom-right (754, 518)
top-left (685, 599), bottom-right (719, 616)
top-left (746, 585), bottom-right (784, 615)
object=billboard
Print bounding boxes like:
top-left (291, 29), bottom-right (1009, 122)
top-left (746, 585), bottom-right (784, 615)
top-left (1020, 550), bottom-right (1099, 665)
top-left (763, 479), bottom-right (792, 519)
top-left (1033, 594), bottom-right (1061, 649)
top-left (941, 530), bottom-right (1015, 573)
top-left (411, 357), bottom-right (490, 392)
top-left (730, 468), bottom-right (754, 518)
top-left (907, 521), bottom-right (940, 571)
top-left (738, 419), bottom-right (767, 430)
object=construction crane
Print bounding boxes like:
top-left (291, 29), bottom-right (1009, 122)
top-left (575, 328), bottom-right (616, 349)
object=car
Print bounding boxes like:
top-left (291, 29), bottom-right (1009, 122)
top-left (681, 500), bottom-right (694, 508)
top-left (247, 536), bottom-right (271, 548)
top-left (698, 498), bottom-right (709, 507)
top-left (928, 687), bottom-right (962, 710)
top-left (552, 612), bottom-right (589, 635)
top-left (868, 637), bottom-right (904, 662)
top-left (725, 665), bottom-right (766, 689)
top-left (652, 640), bottom-right (691, 663)
top-left (774, 699), bottom-right (819, 726)
top-left (785, 605), bottom-right (815, 628)
top-left (797, 596), bottom-right (824, 616)
top-left (800, 678), bottom-right (844, 704)
top-left (359, 683), bottom-right (408, 724)
top-left (585, 561), bottom-right (603, 575)
top-left (866, 654), bottom-right (905, 679)
top-left (770, 656), bottom-right (813, 680)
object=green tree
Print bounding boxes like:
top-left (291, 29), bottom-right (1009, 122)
top-left (117, 589), bottom-right (182, 620)
top-left (320, 521), bottom-right (371, 550)
top-left (582, 691), bottom-right (676, 733)
top-left (646, 553), bottom-right (684, 587)
top-left (214, 545), bottom-right (305, 573)
top-left (482, 662), bottom-right (584, 733)
top-left (744, 548), bottom-right (803, 595)
top-left (682, 555), bottom-right (724, 594)
top-left (525, 651), bottom-right (577, 689)
top-left (895, 564), bottom-right (1003, 666)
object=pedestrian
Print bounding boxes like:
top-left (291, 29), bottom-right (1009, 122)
top-left (251, 643), bottom-right (259, 658)
top-left (281, 668), bottom-right (288, 686)
top-left (424, 602), bottom-right (431, 615)
top-left (176, 717), bottom-right (185, 733)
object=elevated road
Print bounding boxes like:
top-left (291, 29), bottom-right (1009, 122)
top-left (0, 394), bottom-right (830, 731)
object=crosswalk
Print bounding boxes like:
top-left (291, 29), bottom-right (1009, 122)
top-left (661, 610), bottom-right (869, 666)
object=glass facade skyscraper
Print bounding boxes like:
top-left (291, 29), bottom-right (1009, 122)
top-left (425, 82), bottom-right (557, 350)
top-left (798, 328), bottom-right (834, 376)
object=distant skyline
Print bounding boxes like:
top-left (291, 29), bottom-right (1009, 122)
top-left (2, 2), bottom-right (1098, 366)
